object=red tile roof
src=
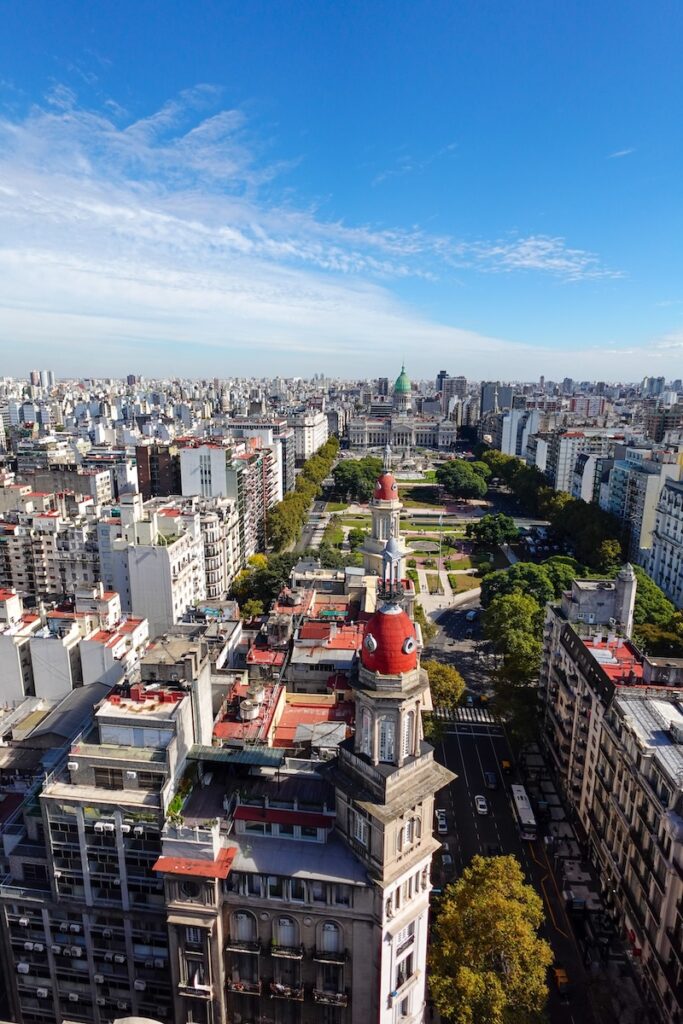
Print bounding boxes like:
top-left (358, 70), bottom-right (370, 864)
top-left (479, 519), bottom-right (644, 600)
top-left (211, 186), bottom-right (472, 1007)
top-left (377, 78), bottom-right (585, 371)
top-left (153, 846), bottom-right (236, 879)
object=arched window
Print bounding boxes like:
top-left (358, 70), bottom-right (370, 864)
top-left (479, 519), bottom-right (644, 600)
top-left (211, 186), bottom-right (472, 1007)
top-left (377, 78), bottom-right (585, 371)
top-left (402, 711), bottom-right (415, 758)
top-left (321, 921), bottom-right (341, 953)
top-left (234, 910), bottom-right (257, 942)
top-left (378, 718), bottom-right (395, 763)
top-left (360, 709), bottom-right (372, 756)
top-left (274, 916), bottom-right (297, 948)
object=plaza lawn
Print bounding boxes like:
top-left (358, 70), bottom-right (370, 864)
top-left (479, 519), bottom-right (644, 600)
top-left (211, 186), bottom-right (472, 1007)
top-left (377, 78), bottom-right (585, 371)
top-left (425, 573), bottom-right (442, 594)
top-left (448, 573), bottom-right (481, 593)
top-left (325, 501), bottom-right (348, 512)
top-left (406, 569), bottom-right (420, 589)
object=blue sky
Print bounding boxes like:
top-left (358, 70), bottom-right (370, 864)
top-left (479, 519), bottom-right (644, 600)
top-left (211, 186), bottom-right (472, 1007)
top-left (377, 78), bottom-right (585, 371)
top-left (1, 0), bottom-right (682, 380)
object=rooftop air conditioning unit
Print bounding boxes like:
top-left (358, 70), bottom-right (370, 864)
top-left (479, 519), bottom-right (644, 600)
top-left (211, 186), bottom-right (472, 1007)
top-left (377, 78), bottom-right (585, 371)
top-left (102, 928), bottom-right (112, 939)
top-left (71, 946), bottom-right (82, 957)
top-left (94, 973), bottom-right (104, 984)
top-left (68, 992), bottom-right (78, 1002)
top-left (69, 924), bottom-right (80, 934)
top-left (17, 963), bottom-right (29, 974)
top-left (18, 917), bottom-right (29, 927)
top-left (126, 770), bottom-right (137, 780)
top-left (134, 979), bottom-right (146, 991)
top-left (36, 988), bottom-right (48, 999)
top-left (94, 822), bottom-right (105, 833)
top-left (114, 953), bottom-right (125, 963)
top-left (96, 996), bottom-right (106, 1006)
top-left (33, 943), bottom-right (43, 953)
top-left (67, 761), bottom-right (78, 771)
top-left (104, 952), bottom-right (113, 962)
top-left (23, 941), bottom-right (33, 951)
top-left (51, 944), bottom-right (61, 955)
top-left (59, 922), bottom-right (69, 932)
top-left (103, 822), bottom-right (115, 833)
top-left (54, 870), bottom-right (62, 879)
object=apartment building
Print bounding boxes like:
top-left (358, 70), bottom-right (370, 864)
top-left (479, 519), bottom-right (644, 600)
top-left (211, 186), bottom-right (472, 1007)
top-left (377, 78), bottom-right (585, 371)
top-left (288, 410), bottom-right (329, 462)
top-left (135, 442), bottom-right (181, 501)
top-left (542, 430), bottom-right (622, 494)
top-left (649, 479), bottom-right (683, 609)
top-left (601, 447), bottom-right (683, 563)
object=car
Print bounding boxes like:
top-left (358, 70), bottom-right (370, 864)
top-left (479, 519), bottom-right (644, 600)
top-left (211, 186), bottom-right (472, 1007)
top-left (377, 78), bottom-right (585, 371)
top-left (465, 610), bottom-right (478, 622)
top-left (552, 967), bottom-right (571, 998)
top-left (436, 813), bottom-right (448, 836)
top-left (465, 694), bottom-right (474, 707)
top-left (474, 795), bottom-right (488, 815)
top-left (484, 771), bottom-right (497, 790)
top-left (484, 843), bottom-right (502, 856)
top-left (442, 853), bottom-right (454, 869)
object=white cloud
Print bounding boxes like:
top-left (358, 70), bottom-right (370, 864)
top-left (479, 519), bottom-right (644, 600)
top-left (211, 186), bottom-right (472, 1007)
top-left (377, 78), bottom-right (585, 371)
top-left (608, 148), bottom-right (635, 159)
top-left (0, 87), bottom-right (641, 378)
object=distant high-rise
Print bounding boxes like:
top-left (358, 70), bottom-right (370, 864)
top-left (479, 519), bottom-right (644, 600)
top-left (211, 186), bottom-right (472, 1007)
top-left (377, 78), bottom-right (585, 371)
top-left (436, 369), bottom-right (448, 392)
top-left (29, 369), bottom-right (40, 387)
top-left (127, 373), bottom-right (137, 386)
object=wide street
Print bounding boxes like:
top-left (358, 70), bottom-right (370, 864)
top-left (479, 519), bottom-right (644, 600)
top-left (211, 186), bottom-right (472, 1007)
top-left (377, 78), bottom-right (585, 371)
top-left (428, 607), bottom-right (595, 1024)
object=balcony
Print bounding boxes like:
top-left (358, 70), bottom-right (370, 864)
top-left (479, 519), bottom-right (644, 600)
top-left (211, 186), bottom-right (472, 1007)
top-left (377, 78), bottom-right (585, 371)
top-left (177, 982), bottom-right (212, 999)
top-left (269, 981), bottom-right (304, 1001)
top-left (225, 938), bottom-right (261, 954)
top-left (227, 978), bottom-right (262, 995)
top-left (313, 989), bottom-right (349, 1007)
top-left (313, 948), bottom-right (348, 964)
top-left (270, 943), bottom-right (304, 959)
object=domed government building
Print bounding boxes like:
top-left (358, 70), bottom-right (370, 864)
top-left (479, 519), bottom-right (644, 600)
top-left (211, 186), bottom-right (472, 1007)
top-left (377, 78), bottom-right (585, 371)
top-left (349, 364), bottom-right (458, 452)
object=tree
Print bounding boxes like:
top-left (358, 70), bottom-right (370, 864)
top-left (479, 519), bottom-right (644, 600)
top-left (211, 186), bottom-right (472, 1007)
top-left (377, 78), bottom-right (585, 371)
top-left (466, 513), bottom-right (519, 547)
top-left (240, 599), bottom-right (264, 619)
top-left (633, 624), bottom-right (683, 658)
top-left (423, 659), bottom-right (466, 711)
top-left (483, 592), bottom-right (545, 682)
top-left (470, 460), bottom-right (493, 482)
top-left (480, 564), bottom-right (555, 610)
top-left (633, 565), bottom-right (677, 627)
top-left (598, 538), bottom-right (622, 573)
top-left (436, 461), bottom-right (488, 500)
top-left (430, 855), bottom-right (552, 1024)
top-left (331, 456), bottom-right (384, 502)
top-left (347, 527), bottom-right (367, 550)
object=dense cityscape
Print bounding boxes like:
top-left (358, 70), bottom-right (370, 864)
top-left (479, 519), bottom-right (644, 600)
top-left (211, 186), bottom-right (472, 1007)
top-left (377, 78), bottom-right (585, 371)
top-left (0, 365), bottom-right (679, 1024)
top-left (4, 2), bottom-right (683, 1024)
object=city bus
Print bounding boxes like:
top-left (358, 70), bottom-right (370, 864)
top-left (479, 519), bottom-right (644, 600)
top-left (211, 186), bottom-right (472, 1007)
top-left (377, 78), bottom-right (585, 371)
top-left (510, 785), bottom-right (537, 841)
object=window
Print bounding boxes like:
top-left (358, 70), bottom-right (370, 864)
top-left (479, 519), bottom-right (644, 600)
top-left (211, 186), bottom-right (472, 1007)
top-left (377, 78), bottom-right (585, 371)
top-left (394, 952), bottom-right (414, 990)
top-left (275, 917), bottom-right (297, 947)
top-left (94, 767), bottom-right (124, 790)
top-left (300, 826), bottom-right (319, 840)
top-left (402, 711), bottom-right (414, 758)
top-left (246, 874), bottom-right (261, 897)
top-left (267, 876), bottom-right (284, 899)
top-left (290, 879), bottom-right (305, 902)
top-left (277, 823), bottom-right (295, 837)
top-left (352, 811), bottom-right (368, 847)
top-left (332, 884), bottom-right (350, 907)
top-left (360, 709), bottom-right (372, 756)
top-left (244, 821), bottom-right (272, 835)
top-left (311, 880), bottom-right (326, 903)
top-left (396, 922), bottom-right (415, 955)
top-left (379, 718), bottom-right (395, 763)
top-left (321, 921), bottom-right (341, 953)
top-left (185, 927), bottom-right (202, 949)
top-left (180, 879), bottom-right (201, 901)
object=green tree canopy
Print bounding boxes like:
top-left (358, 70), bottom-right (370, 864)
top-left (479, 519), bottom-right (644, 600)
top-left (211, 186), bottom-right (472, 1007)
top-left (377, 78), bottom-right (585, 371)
top-left (436, 460), bottom-right (488, 500)
top-left (423, 659), bottom-right (466, 711)
top-left (347, 527), bottom-right (368, 550)
top-left (466, 513), bottom-right (519, 547)
top-left (633, 565), bottom-right (677, 626)
top-left (483, 591), bottom-right (545, 649)
top-left (414, 602), bottom-right (437, 643)
top-left (429, 854), bottom-right (552, 1024)
top-left (470, 460), bottom-right (493, 481)
top-left (633, 623), bottom-right (683, 658)
top-left (480, 563), bottom-right (555, 609)
top-left (240, 598), bottom-right (264, 620)
top-left (331, 456), bottom-right (384, 502)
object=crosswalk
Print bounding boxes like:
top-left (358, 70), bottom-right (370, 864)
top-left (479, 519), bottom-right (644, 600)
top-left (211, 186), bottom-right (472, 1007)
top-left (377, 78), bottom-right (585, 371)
top-left (433, 706), bottom-right (497, 724)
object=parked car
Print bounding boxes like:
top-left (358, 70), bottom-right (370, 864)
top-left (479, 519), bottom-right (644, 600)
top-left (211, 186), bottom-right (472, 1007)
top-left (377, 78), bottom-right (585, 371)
top-left (474, 795), bottom-right (488, 815)
top-left (465, 694), bottom-right (474, 708)
top-left (484, 843), bottom-right (502, 856)
top-left (552, 966), bottom-right (571, 999)
top-left (442, 853), bottom-right (454, 869)
top-left (484, 771), bottom-right (497, 790)
top-left (436, 810), bottom-right (448, 835)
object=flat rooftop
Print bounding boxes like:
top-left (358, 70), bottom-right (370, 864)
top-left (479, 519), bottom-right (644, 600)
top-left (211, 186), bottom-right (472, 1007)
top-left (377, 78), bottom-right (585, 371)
top-left (583, 638), bottom-right (643, 683)
top-left (614, 695), bottom-right (683, 786)
top-left (273, 699), bottom-right (354, 748)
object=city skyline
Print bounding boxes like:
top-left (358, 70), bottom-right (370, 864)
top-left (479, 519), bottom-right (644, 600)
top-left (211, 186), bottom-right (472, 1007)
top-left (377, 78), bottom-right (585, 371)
top-left (2, 2), bottom-right (683, 378)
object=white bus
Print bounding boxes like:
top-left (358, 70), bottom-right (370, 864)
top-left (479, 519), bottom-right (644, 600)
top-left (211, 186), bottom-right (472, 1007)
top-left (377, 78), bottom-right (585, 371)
top-left (511, 785), bottom-right (537, 841)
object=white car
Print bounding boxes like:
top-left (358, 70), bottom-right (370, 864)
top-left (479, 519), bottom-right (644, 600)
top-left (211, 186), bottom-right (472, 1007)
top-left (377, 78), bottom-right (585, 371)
top-left (474, 795), bottom-right (488, 816)
top-left (436, 810), bottom-right (448, 835)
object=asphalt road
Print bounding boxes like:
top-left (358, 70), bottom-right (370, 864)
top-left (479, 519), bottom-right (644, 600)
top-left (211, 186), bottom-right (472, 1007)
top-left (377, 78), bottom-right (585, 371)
top-left (294, 500), bottom-right (329, 553)
top-left (433, 724), bottom-right (594, 1024)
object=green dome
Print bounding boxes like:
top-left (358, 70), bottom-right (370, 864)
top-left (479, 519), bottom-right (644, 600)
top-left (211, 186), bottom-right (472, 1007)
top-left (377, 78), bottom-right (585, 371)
top-left (394, 364), bottom-right (412, 394)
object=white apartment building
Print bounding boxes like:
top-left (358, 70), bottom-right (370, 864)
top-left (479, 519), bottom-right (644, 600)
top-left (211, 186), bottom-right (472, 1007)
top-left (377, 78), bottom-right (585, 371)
top-left (0, 588), bottom-right (40, 703)
top-left (649, 478), bottom-right (683, 608)
top-left (289, 410), bottom-right (329, 461)
top-left (601, 447), bottom-right (682, 563)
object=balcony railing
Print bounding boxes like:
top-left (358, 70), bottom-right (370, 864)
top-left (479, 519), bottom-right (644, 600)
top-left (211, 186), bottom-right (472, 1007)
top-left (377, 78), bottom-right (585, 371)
top-left (313, 988), bottom-right (349, 1006)
top-left (270, 943), bottom-right (304, 959)
top-left (225, 938), bottom-right (261, 954)
top-left (313, 947), bottom-right (348, 964)
top-left (227, 978), bottom-right (261, 995)
top-left (177, 982), bottom-right (212, 999)
top-left (269, 981), bottom-right (304, 1001)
